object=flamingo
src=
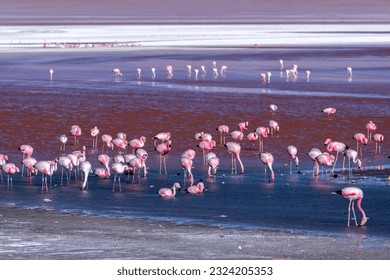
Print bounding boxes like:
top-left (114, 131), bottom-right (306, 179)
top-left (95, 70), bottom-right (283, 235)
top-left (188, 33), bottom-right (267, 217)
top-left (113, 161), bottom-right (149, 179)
top-left (269, 120), bottom-right (279, 135)
top-left (186, 182), bottom-right (205, 195)
top-left (66, 153), bottom-right (83, 182)
top-left (279, 59), bottom-right (284, 69)
top-left (315, 153), bottom-right (335, 176)
top-left (194, 68), bottom-right (199, 80)
top-left (346, 67), bottom-right (353, 77)
top-left (207, 152), bottom-right (219, 178)
top-left (136, 68), bottom-right (141, 79)
top-left (197, 140), bottom-right (216, 165)
top-left (247, 132), bottom-right (259, 150)
top-left (112, 137), bottom-right (128, 154)
top-left (166, 65), bottom-right (173, 78)
top-left (155, 140), bottom-right (172, 175)
top-left (18, 144), bottom-right (33, 177)
top-left (305, 70), bottom-right (311, 81)
top-left (153, 132), bottom-right (171, 147)
top-left (181, 149), bottom-right (196, 160)
top-left (34, 159), bottom-right (58, 192)
top-left (212, 67), bottom-right (218, 78)
top-left (200, 65), bottom-right (206, 75)
top-left (343, 149), bottom-right (362, 179)
top-left (97, 154), bottom-right (111, 178)
top-left (180, 156), bottom-right (194, 187)
top-left (117, 132), bottom-right (127, 140)
top-left (129, 136), bottom-right (146, 153)
top-left (80, 160), bottom-right (92, 190)
top-left (186, 65), bottom-right (192, 75)
top-left (70, 124), bottom-right (82, 145)
top-left (286, 145), bottom-right (300, 174)
top-left (90, 126), bottom-right (100, 149)
top-left (59, 134), bottom-right (68, 151)
top-left (269, 104), bottom-right (278, 112)
top-left (2, 163), bottom-right (20, 188)
top-left (322, 107), bottom-right (336, 117)
top-left (324, 138), bottom-right (348, 173)
top-left (111, 162), bottom-right (129, 192)
top-left (365, 121), bottom-right (377, 140)
top-left (238, 121), bottom-right (249, 131)
top-left (129, 157), bottom-right (145, 183)
top-left (216, 125), bottom-right (229, 145)
top-left (372, 133), bottom-right (384, 155)
top-left (101, 134), bottom-right (114, 152)
top-left (220, 65), bottom-right (227, 75)
top-left (307, 148), bottom-right (322, 176)
top-left (334, 187), bottom-right (367, 227)
top-left (0, 154), bottom-right (9, 183)
top-left (22, 157), bottom-right (38, 179)
top-left (255, 126), bottom-right (269, 152)
top-left (225, 142), bottom-right (244, 174)
top-left (151, 67), bottom-right (156, 78)
top-left (158, 182), bottom-right (181, 198)
top-left (112, 68), bottom-right (122, 76)
top-left (49, 68), bottom-right (54, 79)
top-left (353, 133), bottom-right (368, 157)
top-left (95, 167), bottom-right (110, 178)
top-left (260, 152), bottom-right (275, 182)
top-left (58, 156), bottom-right (73, 185)
top-left (230, 130), bottom-right (244, 142)
top-left (136, 148), bottom-right (148, 177)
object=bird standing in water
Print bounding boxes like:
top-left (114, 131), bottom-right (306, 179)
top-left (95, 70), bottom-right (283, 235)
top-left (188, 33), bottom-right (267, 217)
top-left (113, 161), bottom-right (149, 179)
top-left (334, 187), bottom-right (367, 227)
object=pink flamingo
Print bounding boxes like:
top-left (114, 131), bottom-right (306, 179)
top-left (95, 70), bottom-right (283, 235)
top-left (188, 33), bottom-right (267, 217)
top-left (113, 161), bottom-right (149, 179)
top-left (365, 121), bottom-right (377, 140)
top-left (101, 134), bottom-right (114, 152)
top-left (247, 132), bottom-right (259, 150)
top-left (186, 182), bottom-right (205, 194)
top-left (216, 125), bottom-right (229, 145)
top-left (315, 153), bottom-right (335, 176)
top-left (18, 144), bottom-right (33, 176)
top-left (238, 121), bottom-right (249, 131)
top-left (111, 162), bottom-right (129, 192)
top-left (197, 140), bottom-right (216, 165)
top-left (155, 140), bottom-right (172, 175)
top-left (307, 148), bottom-right (322, 176)
top-left (58, 156), bottom-right (73, 185)
top-left (353, 133), bottom-right (368, 157)
top-left (90, 126), bottom-right (100, 149)
top-left (98, 154), bottom-right (111, 178)
top-left (286, 145), bottom-right (300, 174)
top-left (59, 134), bottom-right (68, 151)
top-left (22, 157), bottom-right (37, 179)
top-left (153, 132), bottom-right (171, 147)
top-left (181, 156), bottom-right (194, 187)
top-left (117, 132), bottom-right (127, 140)
top-left (70, 125), bottom-right (82, 145)
top-left (181, 149), bottom-right (196, 160)
top-left (166, 65), bottom-right (173, 78)
top-left (324, 138), bottom-right (348, 173)
top-left (269, 120), bottom-right (279, 135)
top-left (112, 68), bottom-right (122, 76)
top-left (372, 133), bottom-right (384, 155)
top-left (129, 136), bottom-right (146, 153)
top-left (230, 130), bottom-right (244, 142)
top-left (255, 126), bottom-right (269, 152)
top-left (0, 154), bottom-right (9, 183)
top-left (158, 182), bottom-right (181, 198)
top-left (207, 152), bottom-right (219, 178)
top-left (260, 152), bottom-right (275, 182)
top-left (334, 187), bottom-right (367, 227)
top-left (269, 104), bottom-right (278, 112)
top-left (34, 159), bottom-right (58, 192)
top-left (2, 163), bottom-right (20, 188)
top-left (225, 142), bottom-right (244, 174)
top-left (112, 137), bottom-right (128, 154)
top-left (95, 167), bottom-right (110, 178)
top-left (136, 148), bottom-right (149, 177)
top-left (80, 160), bottom-right (92, 190)
top-left (343, 149), bottom-right (361, 179)
top-left (321, 107), bottom-right (336, 117)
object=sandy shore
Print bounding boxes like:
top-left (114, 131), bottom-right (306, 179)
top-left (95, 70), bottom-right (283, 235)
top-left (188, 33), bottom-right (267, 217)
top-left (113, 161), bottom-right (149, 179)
top-left (1, 207), bottom-right (389, 260)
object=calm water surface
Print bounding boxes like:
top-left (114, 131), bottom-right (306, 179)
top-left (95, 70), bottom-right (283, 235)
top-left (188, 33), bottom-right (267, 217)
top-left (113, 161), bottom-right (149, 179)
top-left (0, 44), bottom-right (389, 241)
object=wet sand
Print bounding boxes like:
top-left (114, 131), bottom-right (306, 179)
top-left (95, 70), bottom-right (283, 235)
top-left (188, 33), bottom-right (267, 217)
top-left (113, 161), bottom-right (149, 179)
top-left (1, 206), bottom-right (390, 260)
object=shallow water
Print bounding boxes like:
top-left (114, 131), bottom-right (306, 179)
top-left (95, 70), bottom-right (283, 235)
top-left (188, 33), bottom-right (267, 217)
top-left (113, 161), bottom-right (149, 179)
top-left (0, 25), bottom-right (389, 242)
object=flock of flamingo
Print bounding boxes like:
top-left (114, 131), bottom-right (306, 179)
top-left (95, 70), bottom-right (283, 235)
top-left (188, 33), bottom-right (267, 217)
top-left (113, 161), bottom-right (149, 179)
top-left (1, 60), bottom-right (387, 228)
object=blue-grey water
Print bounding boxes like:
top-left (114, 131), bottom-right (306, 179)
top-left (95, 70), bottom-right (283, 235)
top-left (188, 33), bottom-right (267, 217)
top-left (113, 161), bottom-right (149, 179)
top-left (0, 26), bottom-right (389, 242)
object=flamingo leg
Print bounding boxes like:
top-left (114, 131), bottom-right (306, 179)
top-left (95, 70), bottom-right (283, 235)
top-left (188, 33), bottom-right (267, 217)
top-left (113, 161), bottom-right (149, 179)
top-left (159, 155), bottom-right (163, 175)
top-left (347, 199), bottom-right (352, 227)
top-left (119, 176), bottom-right (122, 192)
top-left (351, 201), bottom-right (358, 226)
top-left (112, 175), bottom-right (117, 192)
top-left (332, 151), bottom-right (339, 173)
top-left (163, 156), bottom-right (167, 174)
